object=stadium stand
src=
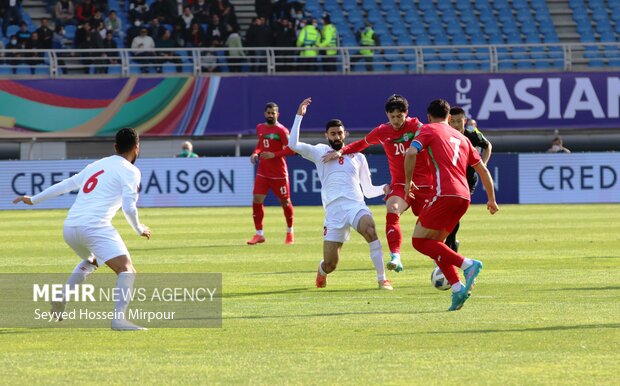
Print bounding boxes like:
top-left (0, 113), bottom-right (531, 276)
top-left (0, 0), bottom-right (618, 76)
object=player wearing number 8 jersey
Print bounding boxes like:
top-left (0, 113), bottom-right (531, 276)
top-left (247, 102), bottom-right (297, 245)
top-left (13, 128), bottom-right (151, 330)
top-left (404, 99), bottom-right (499, 311)
top-left (322, 94), bottom-right (434, 273)
top-left (288, 97), bottom-right (393, 290)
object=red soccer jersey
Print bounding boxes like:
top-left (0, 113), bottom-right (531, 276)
top-left (253, 123), bottom-right (295, 178)
top-left (341, 117), bottom-right (433, 187)
top-left (412, 122), bottom-right (482, 199)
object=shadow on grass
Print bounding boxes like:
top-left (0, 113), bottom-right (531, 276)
top-left (413, 323), bottom-right (620, 335)
top-left (224, 309), bottom-right (445, 320)
top-left (224, 285), bottom-right (405, 298)
top-left (535, 286), bottom-right (620, 291)
top-left (132, 244), bottom-right (230, 252)
top-left (249, 268), bottom-right (372, 276)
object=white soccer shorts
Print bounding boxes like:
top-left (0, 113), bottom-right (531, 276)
top-left (323, 198), bottom-right (372, 243)
top-left (63, 225), bottom-right (130, 264)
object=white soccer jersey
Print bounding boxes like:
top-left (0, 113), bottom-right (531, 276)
top-left (31, 155), bottom-right (144, 235)
top-left (288, 115), bottom-right (385, 207)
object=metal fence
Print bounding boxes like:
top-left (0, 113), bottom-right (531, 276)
top-left (0, 42), bottom-right (619, 77)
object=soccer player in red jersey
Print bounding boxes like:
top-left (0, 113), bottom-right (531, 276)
top-left (247, 102), bottom-right (297, 245)
top-left (404, 99), bottom-right (499, 311)
top-left (322, 95), bottom-right (434, 273)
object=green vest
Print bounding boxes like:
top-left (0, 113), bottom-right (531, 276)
top-left (320, 24), bottom-right (338, 56)
top-left (297, 25), bottom-right (320, 57)
top-left (360, 28), bottom-right (375, 56)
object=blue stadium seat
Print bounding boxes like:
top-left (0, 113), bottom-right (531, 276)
top-left (6, 25), bottom-right (20, 37)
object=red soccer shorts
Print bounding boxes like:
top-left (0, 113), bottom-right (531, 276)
top-left (418, 196), bottom-right (470, 232)
top-left (253, 175), bottom-right (291, 200)
top-left (386, 184), bottom-right (436, 217)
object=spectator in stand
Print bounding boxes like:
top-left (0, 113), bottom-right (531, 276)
top-left (129, 0), bottom-right (149, 23)
top-left (155, 28), bottom-right (182, 73)
top-left (105, 10), bottom-right (124, 40)
top-left (291, 7), bottom-right (306, 33)
top-left (5, 35), bottom-right (22, 73)
top-left (76, 21), bottom-right (104, 74)
top-left (52, 25), bottom-right (69, 73)
top-left (101, 30), bottom-right (119, 73)
top-left (125, 18), bottom-right (143, 47)
top-left (149, 0), bottom-right (177, 25)
top-left (76, 0), bottom-right (97, 25)
top-left (225, 24), bottom-right (244, 72)
top-left (296, 18), bottom-right (320, 72)
top-left (273, 17), bottom-right (296, 72)
top-left (186, 22), bottom-right (205, 48)
top-left (171, 23), bottom-right (185, 47)
top-left (93, 0), bottom-right (107, 14)
top-left (36, 18), bottom-right (54, 49)
top-left (178, 6), bottom-right (194, 34)
top-left (94, 19), bottom-right (107, 40)
top-left (356, 22), bottom-right (379, 71)
top-left (547, 136), bottom-right (571, 153)
top-left (27, 32), bottom-right (45, 74)
top-left (245, 16), bottom-right (271, 72)
top-left (205, 13), bottom-right (228, 48)
top-left (319, 13), bottom-right (338, 72)
top-left (149, 17), bottom-right (166, 40)
top-left (54, 0), bottom-right (76, 26)
top-left (1, 0), bottom-right (22, 38)
top-left (210, 0), bottom-right (237, 30)
top-left (16, 21), bottom-right (31, 45)
top-left (131, 26), bottom-right (156, 73)
top-left (90, 9), bottom-right (105, 31)
top-left (191, 0), bottom-right (209, 24)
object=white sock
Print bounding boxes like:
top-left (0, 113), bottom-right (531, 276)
top-left (461, 258), bottom-right (473, 270)
top-left (318, 260), bottom-right (327, 276)
top-left (256, 230), bottom-right (264, 236)
top-left (113, 272), bottom-right (135, 320)
top-left (287, 227), bottom-right (294, 233)
top-left (66, 260), bottom-right (97, 287)
top-left (369, 240), bottom-right (386, 281)
top-left (451, 282), bottom-right (463, 293)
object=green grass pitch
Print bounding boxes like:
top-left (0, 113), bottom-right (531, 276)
top-left (0, 204), bottom-right (618, 384)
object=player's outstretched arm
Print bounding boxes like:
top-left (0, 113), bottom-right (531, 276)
top-left (358, 155), bottom-right (387, 198)
top-left (288, 98), bottom-right (321, 162)
top-left (13, 172), bottom-right (84, 206)
top-left (473, 162), bottom-right (499, 214)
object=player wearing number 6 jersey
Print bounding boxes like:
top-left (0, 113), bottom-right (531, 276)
top-left (247, 102), bottom-right (297, 246)
top-left (288, 97), bottom-right (393, 290)
top-left (13, 128), bottom-right (151, 330)
top-left (322, 94), bottom-right (434, 273)
top-left (404, 99), bottom-right (499, 311)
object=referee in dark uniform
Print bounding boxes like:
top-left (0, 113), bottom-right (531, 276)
top-left (445, 107), bottom-right (492, 252)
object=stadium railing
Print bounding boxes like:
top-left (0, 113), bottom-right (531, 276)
top-left (0, 43), bottom-right (619, 77)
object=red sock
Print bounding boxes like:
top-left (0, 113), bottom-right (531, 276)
top-left (412, 237), bottom-right (463, 285)
top-left (281, 201), bottom-right (294, 228)
top-left (252, 203), bottom-right (264, 231)
top-left (385, 212), bottom-right (401, 254)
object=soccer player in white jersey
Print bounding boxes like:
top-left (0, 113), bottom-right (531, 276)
top-left (288, 98), bottom-right (393, 290)
top-left (13, 128), bottom-right (151, 331)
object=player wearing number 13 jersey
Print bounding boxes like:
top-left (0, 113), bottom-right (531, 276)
top-left (288, 97), bottom-right (393, 290)
top-left (404, 99), bottom-right (499, 312)
top-left (247, 102), bottom-right (297, 245)
top-left (322, 94), bottom-right (433, 273)
top-left (13, 128), bottom-right (151, 330)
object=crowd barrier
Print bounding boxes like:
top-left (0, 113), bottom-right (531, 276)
top-left (2, 153), bottom-right (618, 210)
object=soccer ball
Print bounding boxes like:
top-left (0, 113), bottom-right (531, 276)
top-left (430, 266), bottom-right (451, 291)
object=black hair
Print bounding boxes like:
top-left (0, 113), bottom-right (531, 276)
top-left (427, 99), bottom-right (450, 119)
top-left (115, 127), bottom-right (139, 153)
top-left (325, 119), bottom-right (344, 132)
top-left (449, 106), bottom-right (465, 116)
top-left (384, 94), bottom-right (409, 113)
top-left (264, 102), bottom-right (279, 112)
top-left (322, 14), bottom-right (331, 24)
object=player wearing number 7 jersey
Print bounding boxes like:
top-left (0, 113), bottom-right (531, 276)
top-left (13, 128), bottom-right (151, 330)
top-left (322, 94), bottom-right (434, 273)
top-left (404, 99), bottom-right (499, 311)
top-left (288, 97), bottom-right (393, 290)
